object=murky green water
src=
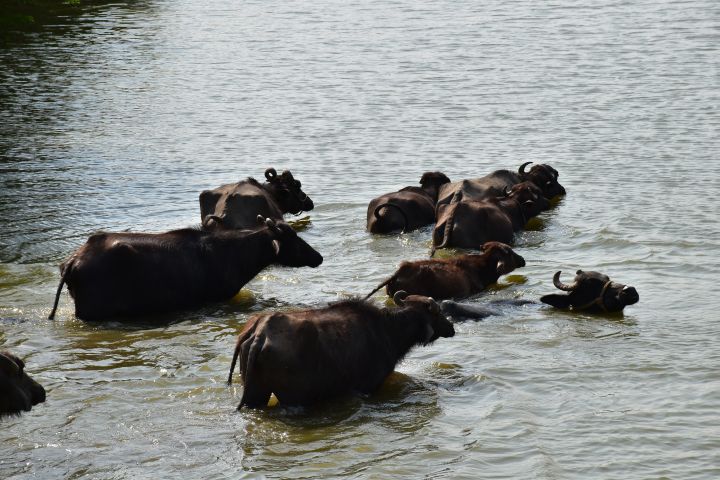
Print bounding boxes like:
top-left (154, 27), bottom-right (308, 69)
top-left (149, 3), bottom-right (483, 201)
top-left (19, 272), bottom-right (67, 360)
top-left (1, 0), bottom-right (719, 478)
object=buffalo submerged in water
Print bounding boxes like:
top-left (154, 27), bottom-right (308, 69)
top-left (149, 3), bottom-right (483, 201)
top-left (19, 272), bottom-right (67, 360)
top-left (366, 171), bottom-right (451, 234)
top-left (0, 351), bottom-right (46, 419)
top-left (365, 241), bottom-right (526, 301)
top-left (541, 270), bottom-right (639, 313)
top-left (200, 168), bottom-right (314, 230)
top-left (435, 161), bottom-right (566, 208)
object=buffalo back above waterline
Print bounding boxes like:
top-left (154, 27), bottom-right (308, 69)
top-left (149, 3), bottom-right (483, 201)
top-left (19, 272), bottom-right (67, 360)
top-left (49, 217), bottom-right (323, 321)
top-left (436, 162), bottom-right (566, 207)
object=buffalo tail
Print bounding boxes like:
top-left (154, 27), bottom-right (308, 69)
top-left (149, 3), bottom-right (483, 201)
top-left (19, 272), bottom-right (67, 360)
top-left (374, 202), bottom-right (408, 233)
top-left (48, 259), bottom-right (73, 320)
top-left (364, 275), bottom-right (395, 300)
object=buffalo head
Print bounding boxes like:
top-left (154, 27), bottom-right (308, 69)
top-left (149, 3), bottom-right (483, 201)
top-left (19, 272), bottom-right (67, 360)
top-left (419, 171), bottom-right (451, 189)
top-left (264, 168), bottom-right (315, 214)
top-left (258, 216), bottom-right (323, 268)
top-left (504, 181), bottom-right (550, 217)
top-left (393, 291), bottom-right (455, 342)
top-left (541, 270), bottom-right (639, 313)
top-left (518, 162), bottom-right (566, 199)
top-left (480, 241), bottom-right (526, 275)
top-left (0, 351), bottom-right (46, 418)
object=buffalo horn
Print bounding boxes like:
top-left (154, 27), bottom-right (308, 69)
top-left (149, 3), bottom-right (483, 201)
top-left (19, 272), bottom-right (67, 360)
top-left (271, 240), bottom-right (281, 255)
top-left (0, 352), bottom-right (20, 375)
top-left (265, 168), bottom-right (278, 180)
top-left (393, 290), bottom-right (409, 306)
top-left (519, 161), bottom-right (533, 175)
top-left (504, 186), bottom-right (511, 197)
top-left (553, 271), bottom-right (578, 291)
top-left (264, 218), bottom-right (282, 234)
top-left (202, 215), bottom-right (224, 229)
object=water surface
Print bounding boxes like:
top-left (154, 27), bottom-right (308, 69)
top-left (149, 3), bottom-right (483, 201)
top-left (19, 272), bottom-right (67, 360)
top-left (1, 0), bottom-right (719, 478)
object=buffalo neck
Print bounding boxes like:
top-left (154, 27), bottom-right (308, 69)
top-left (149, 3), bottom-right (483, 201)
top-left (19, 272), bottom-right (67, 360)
top-left (213, 229), bottom-right (277, 291)
top-left (382, 307), bottom-right (430, 361)
top-left (497, 197), bottom-right (525, 228)
top-left (421, 184), bottom-right (443, 202)
top-left (462, 254), bottom-right (502, 285)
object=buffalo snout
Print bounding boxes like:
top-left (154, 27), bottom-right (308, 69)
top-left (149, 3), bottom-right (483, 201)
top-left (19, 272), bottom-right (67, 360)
top-left (618, 285), bottom-right (639, 306)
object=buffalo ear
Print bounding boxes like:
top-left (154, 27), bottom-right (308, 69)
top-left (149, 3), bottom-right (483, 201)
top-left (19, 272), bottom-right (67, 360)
top-left (272, 240), bottom-right (281, 256)
top-left (540, 294), bottom-right (572, 309)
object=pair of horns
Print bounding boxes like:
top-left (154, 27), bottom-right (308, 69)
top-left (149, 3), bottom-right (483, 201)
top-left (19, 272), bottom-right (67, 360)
top-left (265, 168), bottom-right (295, 181)
top-left (553, 270), bottom-right (580, 291)
top-left (265, 168), bottom-right (278, 180)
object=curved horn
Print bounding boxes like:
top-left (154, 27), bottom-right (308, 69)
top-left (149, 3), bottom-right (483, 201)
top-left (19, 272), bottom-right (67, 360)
top-left (264, 168), bottom-right (278, 180)
top-left (264, 218), bottom-right (282, 233)
top-left (202, 215), bottom-right (224, 229)
top-left (553, 271), bottom-right (578, 291)
top-left (393, 290), bottom-right (409, 306)
top-left (519, 162), bottom-right (533, 175)
top-left (504, 186), bottom-right (511, 197)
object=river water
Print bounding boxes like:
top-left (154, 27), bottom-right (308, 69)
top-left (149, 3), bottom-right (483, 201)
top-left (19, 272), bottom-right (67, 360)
top-left (1, 0), bottom-right (719, 478)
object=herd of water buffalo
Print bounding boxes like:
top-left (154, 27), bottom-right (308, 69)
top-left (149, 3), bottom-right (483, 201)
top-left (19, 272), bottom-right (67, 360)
top-left (2, 162), bottom-right (640, 417)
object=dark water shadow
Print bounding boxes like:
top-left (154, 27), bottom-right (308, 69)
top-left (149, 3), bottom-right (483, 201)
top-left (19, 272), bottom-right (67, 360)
top-left (62, 291), bottom-right (296, 331)
top-left (238, 371), bottom-right (439, 430)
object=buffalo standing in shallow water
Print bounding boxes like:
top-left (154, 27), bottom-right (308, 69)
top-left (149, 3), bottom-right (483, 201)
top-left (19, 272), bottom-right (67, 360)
top-left (0, 351), bottom-right (46, 418)
top-left (200, 168), bottom-right (314, 230)
top-left (228, 291), bottom-right (454, 408)
top-left (541, 270), bottom-right (639, 313)
top-left (49, 216), bottom-right (323, 321)
top-left (366, 171), bottom-right (451, 233)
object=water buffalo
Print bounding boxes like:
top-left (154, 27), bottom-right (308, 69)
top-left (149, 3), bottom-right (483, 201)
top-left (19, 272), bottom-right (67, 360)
top-left (432, 183), bottom-right (548, 252)
top-left (48, 216), bottom-right (323, 321)
top-left (200, 168), bottom-right (314, 230)
top-left (0, 351), bottom-right (46, 418)
top-left (436, 162), bottom-right (566, 207)
top-left (227, 291), bottom-right (455, 408)
top-left (541, 270), bottom-right (639, 313)
top-left (365, 241), bottom-right (526, 300)
top-left (366, 172), bottom-right (451, 233)
top-left (440, 298), bottom-right (535, 321)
